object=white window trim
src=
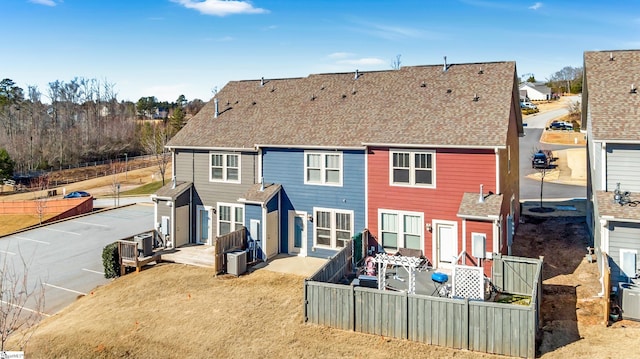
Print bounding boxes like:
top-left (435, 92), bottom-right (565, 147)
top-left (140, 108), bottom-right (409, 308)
top-left (216, 202), bottom-right (245, 236)
top-left (389, 149), bottom-right (436, 188)
top-left (209, 152), bottom-right (241, 183)
top-left (304, 151), bottom-right (343, 187)
top-left (377, 209), bottom-right (425, 253)
top-left (312, 207), bottom-right (353, 249)
top-left (620, 248), bottom-right (638, 279)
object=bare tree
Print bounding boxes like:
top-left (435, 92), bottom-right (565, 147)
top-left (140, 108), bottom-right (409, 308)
top-left (140, 122), bottom-right (170, 186)
top-left (108, 160), bottom-right (125, 207)
top-left (0, 250), bottom-right (46, 352)
top-left (391, 54), bottom-right (402, 70)
top-left (33, 175), bottom-right (50, 225)
top-left (530, 148), bottom-right (556, 213)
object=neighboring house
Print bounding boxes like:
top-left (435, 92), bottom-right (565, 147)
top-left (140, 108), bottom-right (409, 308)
top-left (584, 50), bottom-right (640, 287)
top-left (153, 61), bottom-right (522, 275)
top-left (519, 82), bottom-right (552, 101)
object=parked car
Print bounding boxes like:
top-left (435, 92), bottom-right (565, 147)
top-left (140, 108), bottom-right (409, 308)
top-left (532, 150), bottom-right (555, 169)
top-left (64, 191), bottom-right (91, 198)
top-left (549, 121), bottom-right (574, 130)
top-left (520, 101), bottom-right (537, 110)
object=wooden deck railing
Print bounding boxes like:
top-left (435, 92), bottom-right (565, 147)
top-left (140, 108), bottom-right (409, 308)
top-left (117, 230), bottom-right (162, 274)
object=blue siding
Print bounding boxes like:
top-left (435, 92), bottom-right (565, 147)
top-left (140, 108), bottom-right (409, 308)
top-left (266, 193), bottom-right (279, 213)
top-left (245, 204), bottom-right (262, 227)
top-left (262, 148), bottom-right (365, 258)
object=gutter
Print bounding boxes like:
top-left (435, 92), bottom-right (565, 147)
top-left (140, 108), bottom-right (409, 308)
top-left (255, 144), bottom-right (366, 150)
top-left (362, 142), bottom-right (505, 150)
top-left (166, 145), bottom-right (259, 152)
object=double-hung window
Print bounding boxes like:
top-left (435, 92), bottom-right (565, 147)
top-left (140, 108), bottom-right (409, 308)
top-left (210, 152), bottom-right (240, 183)
top-left (305, 151), bottom-right (342, 186)
top-left (218, 203), bottom-right (244, 236)
top-left (314, 208), bottom-right (353, 249)
top-left (390, 150), bottom-right (434, 187)
top-left (379, 209), bottom-right (423, 253)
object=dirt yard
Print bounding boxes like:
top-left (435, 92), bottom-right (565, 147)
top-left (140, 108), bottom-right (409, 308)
top-left (9, 211), bottom-right (640, 358)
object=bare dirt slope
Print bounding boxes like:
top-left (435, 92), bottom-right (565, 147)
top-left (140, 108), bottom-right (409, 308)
top-left (13, 214), bottom-right (640, 358)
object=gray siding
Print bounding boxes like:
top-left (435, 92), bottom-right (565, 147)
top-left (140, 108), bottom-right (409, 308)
top-left (609, 221), bottom-right (640, 282)
top-left (592, 141), bottom-right (603, 191)
top-left (174, 149), bottom-right (258, 238)
top-left (606, 144), bottom-right (640, 192)
top-left (157, 200), bottom-right (171, 220)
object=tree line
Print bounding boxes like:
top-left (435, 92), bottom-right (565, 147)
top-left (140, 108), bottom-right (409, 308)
top-left (0, 77), bottom-right (206, 181)
top-left (520, 66), bottom-right (584, 95)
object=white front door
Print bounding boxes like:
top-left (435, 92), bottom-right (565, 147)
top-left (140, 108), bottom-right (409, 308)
top-left (289, 211), bottom-right (307, 256)
top-left (196, 205), bottom-right (212, 245)
top-left (433, 220), bottom-right (458, 269)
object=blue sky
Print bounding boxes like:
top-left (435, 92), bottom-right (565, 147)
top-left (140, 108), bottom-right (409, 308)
top-left (2, 0), bottom-right (639, 103)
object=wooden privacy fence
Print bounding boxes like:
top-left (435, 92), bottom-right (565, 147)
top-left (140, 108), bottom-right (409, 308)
top-left (308, 241), bottom-right (353, 283)
top-left (304, 249), bottom-right (543, 358)
top-left (213, 227), bottom-right (247, 274)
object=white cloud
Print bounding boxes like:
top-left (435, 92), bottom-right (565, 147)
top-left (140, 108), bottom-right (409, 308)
top-left (327, 52), bottom-right (354, 60)
top-left (172, 0), bottom-right (268, 16)
top-left (529, 2), bottom-right (543, 10)
top-left (336, 58), bottom-right (386, 66)
top-left (29, 0), bottom-right (57, 6)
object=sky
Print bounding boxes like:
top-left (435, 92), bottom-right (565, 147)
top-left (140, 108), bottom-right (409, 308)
top-left (2, 0), bottom-right (640, 103)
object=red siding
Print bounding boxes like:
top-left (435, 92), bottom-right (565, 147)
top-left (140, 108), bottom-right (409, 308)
top-left (367, 147), bottom-right (497, 267)
top-left (463, 220), bottom-right (494, 277)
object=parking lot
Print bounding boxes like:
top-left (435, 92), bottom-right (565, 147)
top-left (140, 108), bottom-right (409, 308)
top-left (0, 204), bottom-right (154, 315)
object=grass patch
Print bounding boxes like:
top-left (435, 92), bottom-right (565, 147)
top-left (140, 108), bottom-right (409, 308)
top-left (120, 181), bottom-right (164, 195)
top-left (0, 214), bottom-right (56, 236)
top-left (494, 293), bottom-right (531, 305)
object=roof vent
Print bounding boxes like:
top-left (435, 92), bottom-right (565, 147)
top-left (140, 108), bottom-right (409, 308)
top-left (473, 93), bottom-right (480, 102)
top-left (446, 89), bottom-right (452, 94)
top-left (479, 184), bottom-right (485, 203)
top-left (420, 82), bottom-right (426, 88)
top-left (252, 101), bottom-right (257, 105)
top-left (270, 86), bottom-right (275, 93)
top-left (311, 94), bottom-right (316, 101)
top-left (610, 52), bottom-right (615, 61)
top-left (320, 85), bottom-right (325, 90)
top-left (260, 77), bottom-right (265, 86)
top-left (352, 87), bottom-right (357, 95)
top-left (443, 56), bottom-right (448, 72)
top-left (631, 84), bottom-right (637, 94)
top-left (354, 69), bottom-right (359, 80)
top-left (478, 67), bottom-right (484, 74)
top-left (341, 94), bottom-right (347, 99)
top-left (214, 98), bottom-right (219, 118)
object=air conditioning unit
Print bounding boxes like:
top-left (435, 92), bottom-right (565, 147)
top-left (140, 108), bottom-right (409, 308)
top-left (134, 233), bottom-right (153, 257)
top-left (619, 282), bottom-right (640, 321)
top-left (227, 250), bottom-right (247, 276)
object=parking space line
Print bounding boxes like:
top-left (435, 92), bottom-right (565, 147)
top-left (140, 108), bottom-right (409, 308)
top-left (0, 250), bottom-right (16, 255)
top-left (44, 228), bottom-right (81, 236)
top-left (72, 220), bottom-right (109, 228)
top-left (44, 283), bottom-right (86, 296)
top-left (10, 235), bottom-right (50, 245)
top-left (82, 268), bottom-right (104, 275)
top-left (0, 300), bottom-right (50, 317)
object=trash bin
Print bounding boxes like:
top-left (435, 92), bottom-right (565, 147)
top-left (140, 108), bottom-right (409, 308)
top-left (227, 250), bottom-right (247, 276)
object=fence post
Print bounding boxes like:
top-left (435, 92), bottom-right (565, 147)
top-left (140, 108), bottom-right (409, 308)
top-left (303, 279), bottom-right (308, 323)
top-left (464, 297), bottom-right (470, 351)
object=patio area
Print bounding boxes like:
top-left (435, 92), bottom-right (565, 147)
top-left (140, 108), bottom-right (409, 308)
top-left (252, 254), bottom-right (328, 277)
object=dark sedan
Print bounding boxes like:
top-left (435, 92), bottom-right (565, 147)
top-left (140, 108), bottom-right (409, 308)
top-left (63, 191), bottom-right (91, 198)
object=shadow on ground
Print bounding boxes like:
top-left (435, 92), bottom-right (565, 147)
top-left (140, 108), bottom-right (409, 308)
top-left (515, 199), bottom-right (594, 356)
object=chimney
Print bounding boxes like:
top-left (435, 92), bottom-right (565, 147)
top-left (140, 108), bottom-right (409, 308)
top-left (260, 77), bottom-right (264, 86)
top-left (214, 98), bottom-right (219, 118)
top-left (443, 56), bottom-right (448, 72)
top-left (354, 69), bottom-right (359, 80)
top-left (478, 184), bottom-right (484, 203)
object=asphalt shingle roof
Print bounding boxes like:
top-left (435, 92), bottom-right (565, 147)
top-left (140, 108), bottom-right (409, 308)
top-left (457, 192), bottom-right (503, 219)
top-left (239, 183), bottom-right (281, 204)
top-left (596, 190), bottom-right (640, 222)
top-left (154, 181), bottom-right (192, 200)
top-left (168, 62), bottom-right (520, 149)
top-left (584, 50), bottom-right (640, 142)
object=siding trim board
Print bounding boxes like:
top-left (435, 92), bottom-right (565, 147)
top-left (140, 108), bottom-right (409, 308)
top-left (363, 142), bottom-right (505, 150)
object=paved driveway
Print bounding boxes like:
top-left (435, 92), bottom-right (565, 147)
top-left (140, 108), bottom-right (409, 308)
top-left (0, 204), bottom-right (154, 316)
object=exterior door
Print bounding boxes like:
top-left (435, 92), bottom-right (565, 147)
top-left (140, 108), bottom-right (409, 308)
top-left (197, 206), bottom-right (212, 245)
top-left (288, 211), bottom-right (307, 256)
top-left (433, 220), bottom-right (458, 269)
top-left (266, 210), bottom-right (279, 260)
